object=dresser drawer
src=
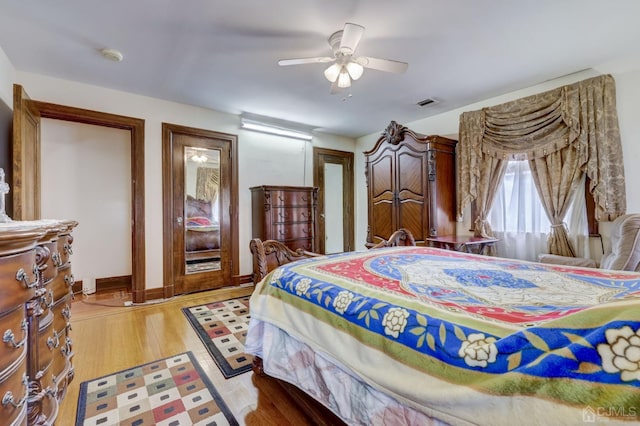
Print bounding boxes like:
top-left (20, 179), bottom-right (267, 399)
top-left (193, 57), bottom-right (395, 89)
top-left (268, 190), bottom-right (314, 207)
top-left (272, 223), bottom-right (313, 240)
top-left (0, 250), bottom-right (37, 312)
top-left (286, 238), bottom-right (314, 252)
top-left (272, 207), bottom-right (313, 224)
top-left (37, 240), bottom-right (59, 284)
top-left (56, 233), bottom-right (74, 269)
top-left (37, 312), bottom-right (55, 383)
top-left (51, 296), bottom-right (71, 340)
top-left (0, 305), bottom-right (27, 375)
top-left (0, 353), bottom-right (28, 426)
top-left (51, 271), bottom-right (73, 302)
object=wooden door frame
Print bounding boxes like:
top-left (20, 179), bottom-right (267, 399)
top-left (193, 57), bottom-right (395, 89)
top-left (313, 147), bottom-right (354, 253)
top-left (12, 90), bottom-right (147, 303)
top-left (161, 123), bottom-right (239, 297)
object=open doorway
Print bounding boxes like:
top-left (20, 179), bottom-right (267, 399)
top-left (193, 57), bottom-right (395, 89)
top-left (12, 84), bottom-right (147, 302)
top-left (313, 147), bottom-right (354, 253)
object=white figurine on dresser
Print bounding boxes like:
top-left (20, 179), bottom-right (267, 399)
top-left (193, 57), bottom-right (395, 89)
top-left (0, 168), bottom-right (11, 223)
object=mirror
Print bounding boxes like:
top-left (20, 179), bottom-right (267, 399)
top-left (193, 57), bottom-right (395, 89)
top-left (184, 147), bottom-right (221, 274)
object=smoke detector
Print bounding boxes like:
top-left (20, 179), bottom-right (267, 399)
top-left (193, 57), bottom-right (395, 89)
top-left (100, 48), bottom-right (124, 62)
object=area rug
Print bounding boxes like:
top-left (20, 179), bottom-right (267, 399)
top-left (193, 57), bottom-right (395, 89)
top-left (182, 295), bottom-right (252, 378)
top-left (75, 351), bottom-right (238, 426)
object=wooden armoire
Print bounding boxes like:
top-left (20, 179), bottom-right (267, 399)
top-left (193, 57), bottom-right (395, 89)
top-left (364, 121), bottom-right (457, 247)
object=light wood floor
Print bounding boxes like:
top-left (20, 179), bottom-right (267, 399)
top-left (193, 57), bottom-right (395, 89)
top-left (57, 285), bottom-right (315, 425)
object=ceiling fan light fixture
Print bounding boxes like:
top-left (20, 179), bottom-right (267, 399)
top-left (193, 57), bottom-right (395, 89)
top-left (324, 63), bottom-right (341, 83)
top-left (337, 70), bottom-right (351, 88)
top-left (345, 61), bottom-right (364, 80)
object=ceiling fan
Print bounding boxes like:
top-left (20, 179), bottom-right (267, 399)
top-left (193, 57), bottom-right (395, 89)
top-left (278, 23), bottom-right (408, 93)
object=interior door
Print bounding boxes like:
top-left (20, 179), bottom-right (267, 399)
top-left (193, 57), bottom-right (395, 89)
top-left (162, 123), bottom-right (238, 295)
top-left (12, 84), bottom-right (41, 220)
top-left (313, 147), bottom-right (354, 253)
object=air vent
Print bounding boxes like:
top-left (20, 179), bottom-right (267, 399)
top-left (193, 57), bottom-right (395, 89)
top-left (416, 98), bottom-right (439, 107)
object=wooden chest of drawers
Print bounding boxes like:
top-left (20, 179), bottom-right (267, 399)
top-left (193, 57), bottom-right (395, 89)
top-left (0, 219), bottom-right (77, 425)
top-left (250, 186), bottom-right (318, 253)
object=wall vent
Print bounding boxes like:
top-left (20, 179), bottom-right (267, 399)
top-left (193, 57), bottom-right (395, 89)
top-left (416, 98), bottom-right (439, 107)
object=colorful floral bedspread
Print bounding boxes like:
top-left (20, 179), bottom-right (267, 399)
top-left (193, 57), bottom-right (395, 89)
top-left (248, 246), bottom-right (640, 425)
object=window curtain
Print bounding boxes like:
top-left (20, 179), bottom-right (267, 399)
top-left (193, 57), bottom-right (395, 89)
top-left (490, 161), bottom-right (549, 261)
top-left (489, 161), bottom-right (590, 261)
top-left (457, 74), bottom-right (626, 256)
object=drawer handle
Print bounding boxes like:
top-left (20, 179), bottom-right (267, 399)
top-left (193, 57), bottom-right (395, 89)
top-left (64, 242), bottom-right (73, 255)
top-left (2, 391), bottom-right (27, 409)
top-left (301, 211), bottom-right (308, 218)
top-left (43, 289), bottom-right (54, 309)
top-left (303, 228), bottom-right (310, 234)
top-left (15, 267), bottom-right (38, 289)
top-left (278, 230), bottom-right (286, 236)
top-left (2, 375), bottom-right (28, 408)
top-left (52, 252), bottom-right (63, 267)
top-left (278, 195), bottom-right (285, 201)
top-left (64, 274), bottom-right (75, 288)
top-left (2, 319), bottom-right (27, 349)
top-left (62, 337), bottom-right (73, 357)
top-left (278, 211), bottom-right (289, 219)
top-left (47, 332), bottom-right (60, 350)
top-left (62, 305), bottom-right (71, 321)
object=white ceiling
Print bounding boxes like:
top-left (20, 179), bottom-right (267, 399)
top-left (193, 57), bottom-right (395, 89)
top-left (1, 0), bottom-right (639, 138)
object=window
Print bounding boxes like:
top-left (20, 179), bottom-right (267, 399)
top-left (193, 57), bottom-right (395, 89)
top-left (488, 160), bottom-right (590, 261)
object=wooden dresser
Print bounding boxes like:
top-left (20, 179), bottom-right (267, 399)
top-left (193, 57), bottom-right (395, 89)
top-left (0, 219), bottom-right (77, 425)
top-left (364, 121), bottom-right (457, 247)
top-left (250, 186), bottom-right (318, 252)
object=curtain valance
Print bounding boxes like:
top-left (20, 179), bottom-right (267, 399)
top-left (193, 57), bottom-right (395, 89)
top-left (458, 74), bottom-right (626, 222)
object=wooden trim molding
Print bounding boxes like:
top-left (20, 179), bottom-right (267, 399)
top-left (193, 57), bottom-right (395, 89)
top-left (313, 147), bottom-right (355, 253)
top-left (162, 123), bottom-right (239, 296)
top-left (29, 99), bottom-right (147, 303)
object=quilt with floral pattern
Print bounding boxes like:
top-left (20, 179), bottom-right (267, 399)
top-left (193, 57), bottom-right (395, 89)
top-left (248, 246), bottom-right (640, 424)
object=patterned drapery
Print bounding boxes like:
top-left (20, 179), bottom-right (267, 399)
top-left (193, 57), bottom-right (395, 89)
top-left (196, 166), bottom-right (219, 203)
top-left (457, 74), bottom-right (626, 256)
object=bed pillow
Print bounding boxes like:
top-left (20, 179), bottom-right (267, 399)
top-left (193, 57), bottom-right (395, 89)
top-left (186, 216), bottom-right (212, 227)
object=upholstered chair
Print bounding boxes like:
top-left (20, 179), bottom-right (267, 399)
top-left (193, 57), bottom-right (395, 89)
top-left (538, 214), bottom-right (640, 271)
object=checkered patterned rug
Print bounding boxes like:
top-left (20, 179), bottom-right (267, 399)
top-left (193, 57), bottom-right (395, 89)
top-left (182, 296), bottom-right (252, 378)
top-left (75, 351), bottom-right (238, 426)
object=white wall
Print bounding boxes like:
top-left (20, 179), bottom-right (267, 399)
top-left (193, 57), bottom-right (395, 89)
top-left (355, 56), bottom-right (640, 252)
top-left (12, 72), bottom-right (355, 289)
top-left (40, 119), bottom-right (132, 293)
top-left (0, 45), bottom-right (14, 108)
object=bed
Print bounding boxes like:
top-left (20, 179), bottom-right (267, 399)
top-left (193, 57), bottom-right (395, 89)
top-left (245, 241), bottom-right (640, 425)
top-left (185, 195), bottom-right (220, 263)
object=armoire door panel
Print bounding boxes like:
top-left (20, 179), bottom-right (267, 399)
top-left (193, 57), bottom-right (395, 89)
top-left (397, 201), bottom-right (425, 241)
top-left (371, 202), bottom-right (395, 243)
top-left (396, 151), bottom-right (425, 198)
top-left (370, 155), bottom-right (394, 199)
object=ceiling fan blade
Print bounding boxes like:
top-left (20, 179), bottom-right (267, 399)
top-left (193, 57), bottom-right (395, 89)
top-left (278, 57), bottom-right (334, 66)
top-left (339, 23), bottom-right (365, 54)
top-left (356, 56), bottom-right (408, 73)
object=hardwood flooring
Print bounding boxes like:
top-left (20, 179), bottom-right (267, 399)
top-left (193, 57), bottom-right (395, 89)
top-left (58, 285), bottom-right (315, 425)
